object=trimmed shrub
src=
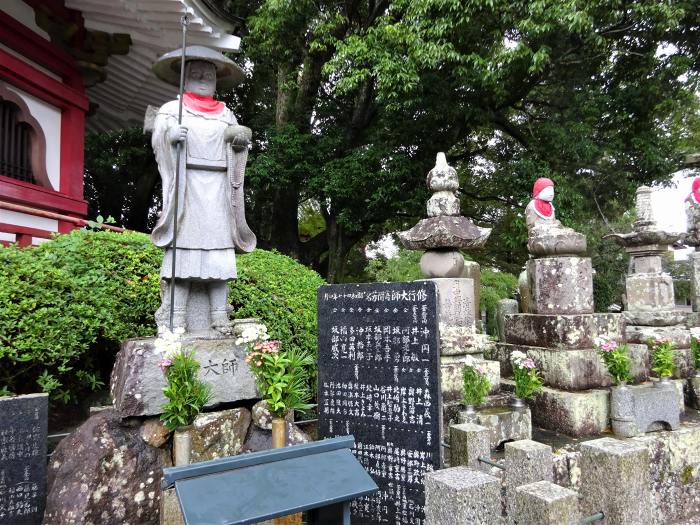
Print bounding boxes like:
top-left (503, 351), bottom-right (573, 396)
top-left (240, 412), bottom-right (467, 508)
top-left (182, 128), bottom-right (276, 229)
top-left (0, 230), bottom-right (324, 403)
top-left (229, 249), bottom-right (325, 394)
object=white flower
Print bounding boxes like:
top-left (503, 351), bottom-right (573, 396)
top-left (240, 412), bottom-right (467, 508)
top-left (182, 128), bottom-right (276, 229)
top-left (235, 323), bottom-right (269, 345)
top-left (153, 328), bottom-right (184, 359)
top-left (463, 355), bottom-right (476, 368)
top-left (510, 350), bottom-right (527, 366)
top-left (593, 336), bottom-right (608, 348)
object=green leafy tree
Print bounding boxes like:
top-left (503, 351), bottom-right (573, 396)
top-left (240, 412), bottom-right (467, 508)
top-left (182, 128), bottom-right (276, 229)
top-left (84, 128), bottom-right (161, 232)
top-left (228, 0), bottom-right (700, 282)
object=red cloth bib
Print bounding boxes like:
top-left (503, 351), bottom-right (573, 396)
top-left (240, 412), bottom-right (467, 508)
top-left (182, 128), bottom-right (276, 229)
top-left (534, 199), bottom-right (553, 217)
top-left (183, 92), bottom-right (224, 113)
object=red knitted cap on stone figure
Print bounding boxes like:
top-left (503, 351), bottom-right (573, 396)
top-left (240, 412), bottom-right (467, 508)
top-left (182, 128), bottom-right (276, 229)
top-left (532, 177), bottom-right (554, 198)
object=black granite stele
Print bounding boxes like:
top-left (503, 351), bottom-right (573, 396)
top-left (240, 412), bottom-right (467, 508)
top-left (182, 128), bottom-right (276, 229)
top-left (317, 281), bottom-right (441, 525)
top-left (0, 393), bottom-right (48, 525)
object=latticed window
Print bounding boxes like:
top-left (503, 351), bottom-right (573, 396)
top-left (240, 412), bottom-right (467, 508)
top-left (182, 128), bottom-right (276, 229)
top-left (0, 98), bottom-right (35, 184)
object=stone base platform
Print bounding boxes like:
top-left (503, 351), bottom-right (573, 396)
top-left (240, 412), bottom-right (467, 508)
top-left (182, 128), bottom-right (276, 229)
top-left (500, 379), bottom-right (685, 437)
top-left (503, 312), bottom-right (624, 349)
top-left (626, 324), bottom-right (692, 349)
top-left (489, 343), bottom-right (650, 390)
top-left (111, 336), bottom-right (258, 417)
top-left (623, 310), bottom-right (690, 327)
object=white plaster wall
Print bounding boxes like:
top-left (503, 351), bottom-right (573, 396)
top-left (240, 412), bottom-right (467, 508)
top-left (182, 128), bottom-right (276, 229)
top-left (0, 209), bottom-right (58, 232)
top-left (32, 237), bottom-right (50, 245)
top-left (5, 85), bottom-right (61, 191)
top-left (0, 232), bottom-right (17, 243)
top-left (3, 2), bottom-right (51, 40)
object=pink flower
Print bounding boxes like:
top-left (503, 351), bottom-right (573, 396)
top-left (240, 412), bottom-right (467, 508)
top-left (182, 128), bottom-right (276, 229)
top-left (256, 360), bottom-right (263, 366)
top-left (601, 340), bottom-right (618, 352)
top-left (158, 359), bottom-right (172, 373)
top-left (521, 358), bottom-right (536, 370)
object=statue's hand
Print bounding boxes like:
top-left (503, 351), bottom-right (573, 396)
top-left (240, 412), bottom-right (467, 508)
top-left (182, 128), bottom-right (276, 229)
top-left (168, 125), bottom-right (188, 145)
top-left (225, 125), bottom-right (252, 151)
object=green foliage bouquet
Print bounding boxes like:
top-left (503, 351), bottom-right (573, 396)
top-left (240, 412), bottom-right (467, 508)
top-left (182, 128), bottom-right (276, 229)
top-left (647, 337), bottom-right (676, 379)
top-left (462, 355), bottom-right (491, 406)
top-left (594, 336), bottom-right (632, 385)
top-left (510, 350), bottom-right (543, 400)
top-left (156, 329), bottom-right (212, 431)
top-left (237, 324), bottom-right (315, 418)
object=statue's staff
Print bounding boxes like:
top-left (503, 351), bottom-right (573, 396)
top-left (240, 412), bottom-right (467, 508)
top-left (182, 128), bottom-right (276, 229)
top-left (168, 14), bottom-right (191, 332)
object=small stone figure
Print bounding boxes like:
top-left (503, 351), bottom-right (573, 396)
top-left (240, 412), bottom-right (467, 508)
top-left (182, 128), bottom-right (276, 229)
top-left (151, 46), bottom-right (256, 334)
top-left (685, 177), bottom-right (700, 246)
top-left (525, 177), bottom-right (586, 256)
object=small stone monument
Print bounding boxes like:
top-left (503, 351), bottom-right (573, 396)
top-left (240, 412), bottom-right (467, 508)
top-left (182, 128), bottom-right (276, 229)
top-left (0, 393), bottom-right (48, 525)
top-left (488, 178), bottom-right (626, 436)
top-left (606, 186), bottom-right (694, 370)
top-left (398, 153), bottom-right (498, 436)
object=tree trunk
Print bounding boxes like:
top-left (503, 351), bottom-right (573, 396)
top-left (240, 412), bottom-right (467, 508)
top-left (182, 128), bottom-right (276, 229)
top-left (125, 166), bottom-right (159, 232)
top-left (325, 216), bottom-right (357, 283)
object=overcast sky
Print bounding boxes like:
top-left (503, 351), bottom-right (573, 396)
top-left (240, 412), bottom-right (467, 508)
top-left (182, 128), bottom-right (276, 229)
top-left (651, 169), bottom-right (698, 260)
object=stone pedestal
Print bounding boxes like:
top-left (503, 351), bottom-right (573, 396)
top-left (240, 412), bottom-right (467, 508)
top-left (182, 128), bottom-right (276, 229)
top-left (503, 313), bottom-right (624, 349)
top-left (579, 438), bottom-right (652, 525)
top-left (111, 337), bottom-right (258, 417)
top-left (424, 468), bottom-right (501, 525)
top-left (513, 481), bottom-right (579, 525)
top-left (496, 299), bottom-right (518, 342)
top-left (431, 277), bottom-right (476, 329)
top-left (610, 382), bottom-right (681, 437)
top-left (458, 406), bottom-right (532, 450)
top-left (626, 272), bottom-right (675, 311)
top-left (503, 379), bottom-right (685, 437)
top-left (449, 423), bottom-right (490, 470)
top-left (526, 257), bottom-right (594, 315)
top-left (625, 324), bottom-right (692, 349)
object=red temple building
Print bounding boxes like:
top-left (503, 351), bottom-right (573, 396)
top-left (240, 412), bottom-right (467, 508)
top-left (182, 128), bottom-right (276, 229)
top-left (0, 0), bottom-right (244, 245)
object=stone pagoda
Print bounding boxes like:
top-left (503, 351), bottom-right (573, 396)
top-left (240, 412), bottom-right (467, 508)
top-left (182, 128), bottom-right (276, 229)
top-left (606, 185), bottom-right (696, 375)
top-left (399, 153), bottom-right (496, 430)
top-left (489, 178), bottom-right (627, 436)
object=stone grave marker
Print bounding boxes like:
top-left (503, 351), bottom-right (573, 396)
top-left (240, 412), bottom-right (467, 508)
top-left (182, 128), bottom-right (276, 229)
top-left (0, 393), bottom-right (48, 525)
top-left (317, 281), bottom-right (441, 525)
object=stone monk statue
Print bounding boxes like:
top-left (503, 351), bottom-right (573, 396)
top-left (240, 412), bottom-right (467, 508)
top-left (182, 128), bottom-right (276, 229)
top-left (151, 46), bottom-right (256, 334)
top-left (525, 177), bottom-right (586, 256)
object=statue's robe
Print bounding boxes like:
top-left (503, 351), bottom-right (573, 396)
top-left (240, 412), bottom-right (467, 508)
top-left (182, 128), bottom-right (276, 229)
top-left (151, 100), bottom-right (255, 281)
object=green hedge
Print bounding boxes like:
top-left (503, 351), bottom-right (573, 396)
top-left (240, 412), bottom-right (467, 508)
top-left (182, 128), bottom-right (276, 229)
top-left (0, 230), bottom-right (324, 402)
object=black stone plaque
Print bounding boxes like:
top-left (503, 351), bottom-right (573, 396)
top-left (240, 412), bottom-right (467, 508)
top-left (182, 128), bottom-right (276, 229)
top-left (317, 281), bottom-right (441, 525)
top-left (0, 394), bottom-right (48, 525)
